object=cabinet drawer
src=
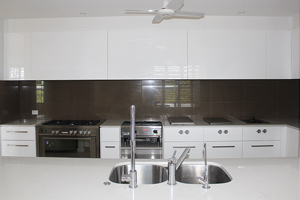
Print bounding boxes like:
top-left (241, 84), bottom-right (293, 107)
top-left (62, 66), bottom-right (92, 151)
top-left (204, 127), bottom-right (242, 141)
top-left (100, 142), bottom-right (120, 158)
top-left (1, 126), bottom-right (36, 140)
top-left (206, 142), bottom-right (242, 158)
top-left (164, 127), bottom-right (203, 142)
top-left (243, 127), bottom-right (281, 141)
top-left (163, 142), bottom-right (203, 159)
top-left (243, 141), bottom-right (281, 158)
top-left (1, 141), bottom-right (36, 157)
top-left (100, 127), bottom-right (120, 142)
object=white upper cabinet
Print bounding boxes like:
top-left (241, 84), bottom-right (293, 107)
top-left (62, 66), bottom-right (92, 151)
top-left (4, 33), bottom-right (31, 80)
top-left (5, 31), bottom-right (108, 80)
top-left (188, 30), bottom-right (266, 79)
top-left (108, 30), bottom-right (188, 79)
top-left (265, 30), bottom-right (291, 79)
top-left (30, 31), bottom-right (107, 80)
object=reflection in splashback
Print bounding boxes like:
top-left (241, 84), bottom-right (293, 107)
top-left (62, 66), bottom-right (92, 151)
top-left (18, 80), bottom-right (299, 120)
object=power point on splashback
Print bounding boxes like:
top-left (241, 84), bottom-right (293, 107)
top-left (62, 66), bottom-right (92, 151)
top-left (32, 110), bottom-right (38, 115)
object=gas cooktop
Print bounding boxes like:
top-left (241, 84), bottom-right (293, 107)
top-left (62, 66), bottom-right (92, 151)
top-left (42, 120), bottom-right (101, 126)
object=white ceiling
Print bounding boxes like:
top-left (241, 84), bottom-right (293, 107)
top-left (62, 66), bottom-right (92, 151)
top-left (0, 0), bottom-right (299, 19)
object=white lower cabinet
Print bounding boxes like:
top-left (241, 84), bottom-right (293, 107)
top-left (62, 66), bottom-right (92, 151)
top-left (100, 141), bottom-right (120, 159)
top-left (100, 127), bottom-right (120, 158)
top-left (243, 126), bottom-right (281, 158)
top-left (164, 142), bottom-right (203, 159)
top-left (203, 127), bottom-right (243, 158)
top-left (243, 141), bottom-right (281, 158)
top-left (1, 141), bottom-right (36, 157)
top-left (0, 126), bottom-right (36, 157)
top-left (205, 142), bottom-right (242, 158)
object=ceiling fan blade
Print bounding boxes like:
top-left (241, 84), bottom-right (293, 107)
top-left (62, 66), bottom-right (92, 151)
top-left (166, 0), bottom-right (184, 11)
top-left (152, 14), bottom-right (164, 23)
top-left (125, 9), bottom-right (158, 14)
top-left (174, 11), bottom-right (205, 18)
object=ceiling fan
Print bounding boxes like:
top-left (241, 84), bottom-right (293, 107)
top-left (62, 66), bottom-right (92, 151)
top-left (125, 0), bottom-right (205, 24)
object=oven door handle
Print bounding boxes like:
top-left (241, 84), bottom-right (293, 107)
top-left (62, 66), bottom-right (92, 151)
top-left (173, 146), bottom-right (196, 149)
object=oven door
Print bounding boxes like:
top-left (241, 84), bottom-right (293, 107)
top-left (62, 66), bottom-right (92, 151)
top-left (39, 136), bottom-right (97, 158)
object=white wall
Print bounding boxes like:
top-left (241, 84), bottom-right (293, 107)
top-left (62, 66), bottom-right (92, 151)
top-left (5, 16), bottom-right (292, 33)
top-left (292, 14), bottom-right (300, 78)
top-left (0, 19), bottom-right (4, 80)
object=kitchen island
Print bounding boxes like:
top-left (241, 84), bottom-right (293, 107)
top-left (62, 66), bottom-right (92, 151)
top-left (0, 156), bottom-right (299, 200)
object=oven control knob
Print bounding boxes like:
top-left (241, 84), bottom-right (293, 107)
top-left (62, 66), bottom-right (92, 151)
top-left (79, 130), bottom-right (83, 135)
top-left (73, 130), bottom-right (77, 135)
top-left (83, 130), bottom-right (87, 135)
top-left (87, 130), bottom-right (91, 135)
top-left (55, 130), bottom-right (59, 135)
top-left (69, 130), bottom-right (73, 135)
top-left (51, 130), bottom-right (55, 135)
top-left (153, 130), bottom-right (158, 135)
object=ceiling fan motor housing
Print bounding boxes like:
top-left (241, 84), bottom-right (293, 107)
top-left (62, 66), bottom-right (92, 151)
top-left (158, 9), bottom-right (175, 18)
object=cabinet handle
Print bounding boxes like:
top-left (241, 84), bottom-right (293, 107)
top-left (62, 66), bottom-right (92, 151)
top-left (262, 129), bottom-right (267, 133)
top-left (251, 145), bottom-right (274, 148)
top-left (7, 144), bottom-right (29, 147)
top-left (212, 146), bottom-right (235, 148)
top-left (6, 131), bottom-right (28, 133)
top-left (173, 146), bottom-right (196, 149)
top-left (256, 129), bottom-right (261, 134)
top-left (105, 146), bottom-right (115, 149)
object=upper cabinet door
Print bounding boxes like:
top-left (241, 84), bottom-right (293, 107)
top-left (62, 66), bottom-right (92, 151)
top-left (265, 30), bottom-right (291, 79)
top-left (30, 31), bottom-right (107, 80)
top-left (108, 30), bottom-right (188, 79)
top-left (4, 33), bottom-right (31, 80)
top-left (188, 30), bottom-right (266, 79)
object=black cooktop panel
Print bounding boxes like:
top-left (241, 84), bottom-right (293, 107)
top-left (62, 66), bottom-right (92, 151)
top-left (43, 120), bottom-right (100, 126)
top-left (122, 121), bottom-right (162, 126)
top-left (242, 118), bottom-right (269, 124)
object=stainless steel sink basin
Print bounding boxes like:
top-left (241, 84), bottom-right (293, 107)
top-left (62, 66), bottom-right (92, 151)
top-left (109, 164), bottom-right (168, 184)
top-left (176, 163), bottom-right (232, 184)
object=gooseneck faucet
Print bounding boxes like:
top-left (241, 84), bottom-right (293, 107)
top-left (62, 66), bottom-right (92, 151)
top-left (121, 105), bottom-right (137, 188)
top-left (129, 105), bottom-right (137, 188)
top-left (198, 143), bottom-right (210, 189)
top-left (168, 148), bottom-right (190, 185)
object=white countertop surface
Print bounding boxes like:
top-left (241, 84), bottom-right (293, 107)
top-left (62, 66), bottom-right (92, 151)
top-left (0, 156), bottom-right (299, 200)
top-left (0, 119), bottom-right (48, 126)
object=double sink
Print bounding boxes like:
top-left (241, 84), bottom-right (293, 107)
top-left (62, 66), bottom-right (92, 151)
top-left (109, 162), bottom-right (232, 185)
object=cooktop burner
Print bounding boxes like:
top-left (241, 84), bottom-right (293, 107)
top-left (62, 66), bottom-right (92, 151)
top-left (42, 120), bottom-right (101, 126)
top-left (242, 118), bottom-right (269, 124)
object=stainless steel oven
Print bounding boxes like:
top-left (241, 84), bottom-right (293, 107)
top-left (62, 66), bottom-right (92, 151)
top-left (36, 120), bottom-right (102, 158)
top-left (121, 121), bottom-right (163, 159)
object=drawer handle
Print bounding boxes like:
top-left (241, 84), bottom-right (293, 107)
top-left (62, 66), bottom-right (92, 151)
top-left (7, 144), bottom-right (29, 147)
top-left (212, 146), bottom-right (235, 148)
top-left (173, 146), bottom-right (196, 149)
top-left (251, 145), bottom-right (274, 148)
top-left (105, 146), bottom-right (116, 149)
top-left (6, 131), bottom-right (28, 133)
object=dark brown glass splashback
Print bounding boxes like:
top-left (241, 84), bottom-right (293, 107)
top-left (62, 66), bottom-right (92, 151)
top-left (0, 81), bottom-right (20, 124)
top-left (16, 80), bottom-right (299, 120)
